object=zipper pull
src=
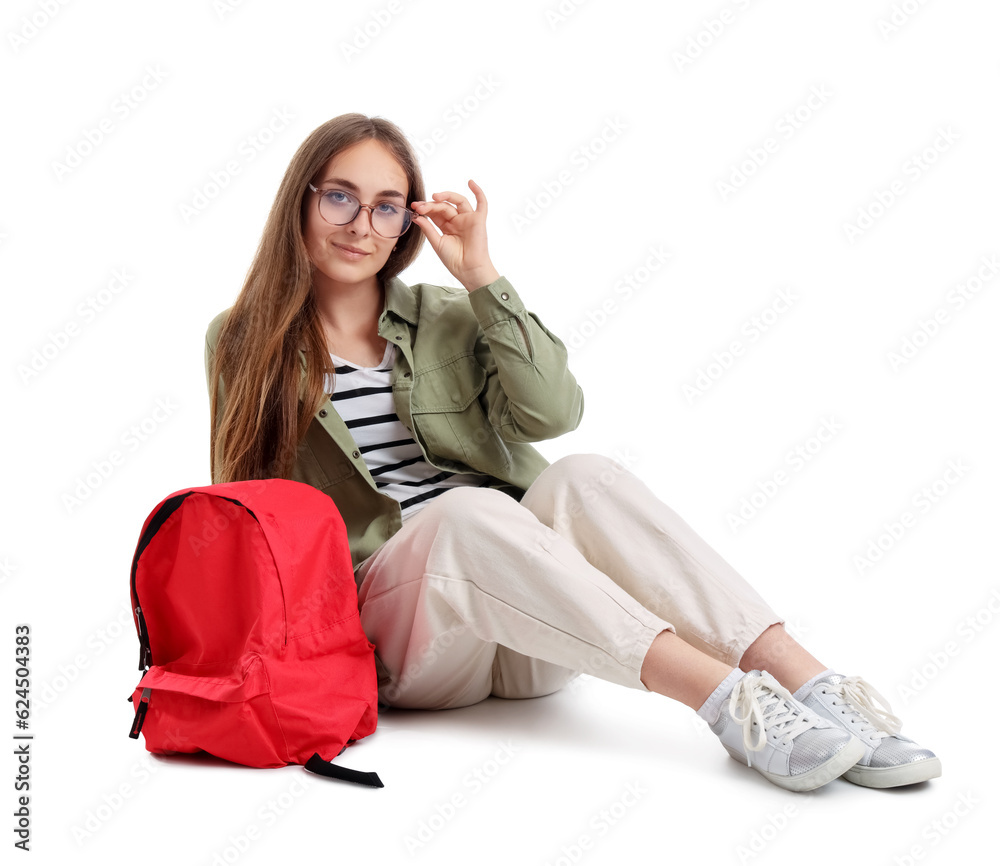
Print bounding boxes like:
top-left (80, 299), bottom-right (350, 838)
top-left (135, 605), bottom-right (152, 671)
top-left (129, 687), bottom-right (152, 739)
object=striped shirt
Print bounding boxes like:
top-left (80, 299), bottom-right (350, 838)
top-left (324, 341), bottom-right (492, 519)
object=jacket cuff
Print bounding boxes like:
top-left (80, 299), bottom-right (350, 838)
top-left (467, 275), bottom-right (525, 327)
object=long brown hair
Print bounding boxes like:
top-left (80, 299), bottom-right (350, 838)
top-left (208, 113), bottom-right (426, 483)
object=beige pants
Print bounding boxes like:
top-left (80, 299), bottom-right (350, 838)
top-left (354, 454), bottom-right (782, 709)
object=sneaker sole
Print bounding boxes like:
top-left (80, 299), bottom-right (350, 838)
top-left (843, 756), bottom-right (942, 788)
top-left (724, 737), bottom-right (867, 792)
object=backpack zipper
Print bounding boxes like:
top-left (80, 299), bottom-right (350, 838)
top-left (134, 603), bottom-right (151, 670)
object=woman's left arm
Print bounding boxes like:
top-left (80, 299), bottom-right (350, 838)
top-left (412, 181), bottom-right (584, 442)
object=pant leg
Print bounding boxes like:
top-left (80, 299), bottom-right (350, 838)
top-left (518, 453), bottom-right (783, 667)
top-left (354, 485), bottom-right (674, 710)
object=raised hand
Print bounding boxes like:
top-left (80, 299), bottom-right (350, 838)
top-left (411, 179), bottom-right (501, 292)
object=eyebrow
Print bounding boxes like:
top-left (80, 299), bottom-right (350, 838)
top-left (320, 177), bottom-right (406, 200)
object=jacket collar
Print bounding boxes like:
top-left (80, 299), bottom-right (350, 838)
top-left (382, 275), bottom-right (418, 326)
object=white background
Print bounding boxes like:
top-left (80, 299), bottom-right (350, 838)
top-left (2, 0), bottom-right (998, 863)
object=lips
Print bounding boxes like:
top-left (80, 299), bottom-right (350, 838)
top-left (333, 243), bottom-right (371, 257)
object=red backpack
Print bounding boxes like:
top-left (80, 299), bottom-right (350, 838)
top-left (126, 478), bottom-right (382, 786)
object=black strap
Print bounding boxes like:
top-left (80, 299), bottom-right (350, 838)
top-left (304, 753), bottom-right (383, 788)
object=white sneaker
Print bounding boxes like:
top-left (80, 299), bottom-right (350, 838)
top-left (708, 670), bottom-right (865, 792)
top-left (797, 673), bottom-right (941, 788)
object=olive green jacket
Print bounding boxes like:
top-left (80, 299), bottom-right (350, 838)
top-left (204, 275), bottom-right (584, 571)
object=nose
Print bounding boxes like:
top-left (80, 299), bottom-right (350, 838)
top-left (348, 206), bottom-right (374, 237)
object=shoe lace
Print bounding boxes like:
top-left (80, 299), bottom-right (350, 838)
top-left (823, 676), bottom-right (902, 738)
top-left (729, 673), bottom-right (820, 766)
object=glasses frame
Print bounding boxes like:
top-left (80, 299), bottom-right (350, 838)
top-left (307, 183), bottom-right (418, 239)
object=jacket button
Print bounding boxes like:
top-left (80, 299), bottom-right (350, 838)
top-left (352, 450), bottom-right (361, 459)
top-left (318, 409), bottom-right (327, 418)
top-left (500, 292), bottom-right (509, 301)
top-left (394, 335), bottom-right (402, 341)
top-left (404, 371), bottom-right (411, 378)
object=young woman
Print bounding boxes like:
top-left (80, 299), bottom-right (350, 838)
top-left (205, 113), bottom-right (940, 792)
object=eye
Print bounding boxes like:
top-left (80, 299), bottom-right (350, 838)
top-left (325, 190), bottom-right (354, 204)
top-left (376, 202), bottom-right (401, 215)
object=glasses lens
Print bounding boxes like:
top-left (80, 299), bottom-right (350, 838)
top-left (319, 190), bottom-right (360, 225)
top-left (317, 189), bottom-right (411, 237)
top-left (371, 202), bottom-right (410, 238)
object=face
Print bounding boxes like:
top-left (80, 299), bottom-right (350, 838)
top-left (303, 138), bottom-right (409, 296)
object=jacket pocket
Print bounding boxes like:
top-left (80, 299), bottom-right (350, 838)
top-left (409, 354), bottom-right (511, 474)
top-left (291, 417), bottom-right (356, 488)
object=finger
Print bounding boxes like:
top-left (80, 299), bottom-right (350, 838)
top-left (412, 200), bottom-right (464, 229)
top-left (429, 190), bottom-right (473, 213)
top-left (413, 211), bottom-right (443, 251)
top-left (467, 179), bottom-right (488, 217)
top-left (413, 200), bottom-right (459, 217)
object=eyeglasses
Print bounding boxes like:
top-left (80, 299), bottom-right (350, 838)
top-left (307, 183), bottom-right (417, 238)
